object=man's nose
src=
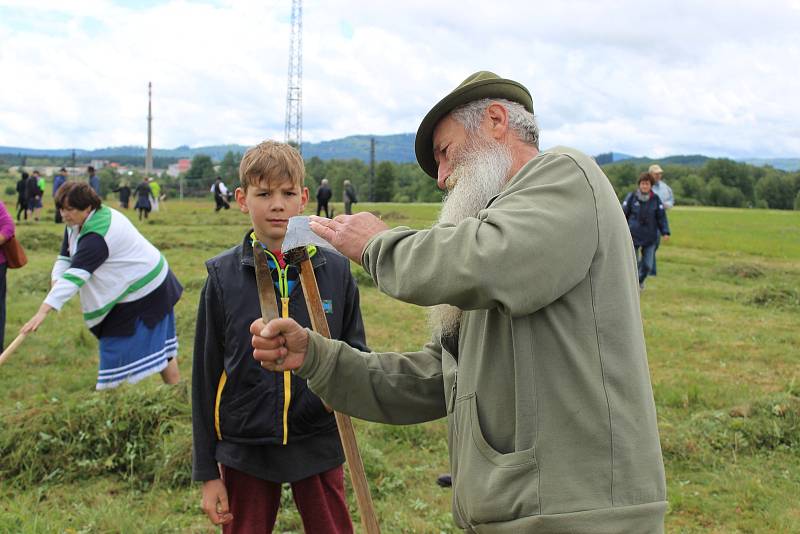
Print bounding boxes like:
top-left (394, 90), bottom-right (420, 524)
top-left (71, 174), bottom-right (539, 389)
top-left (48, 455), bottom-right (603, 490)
top-left (437, 164), bottom-right (450, 190)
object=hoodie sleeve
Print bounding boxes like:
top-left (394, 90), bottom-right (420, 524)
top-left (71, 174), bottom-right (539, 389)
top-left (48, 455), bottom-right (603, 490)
top-left (339, 266), bottom-right (369, 353)
top-left (44, 232), bottom-right (109, 311)
top-left (191, 267), bottom-right (227, 482)
top-left (295, 333), bottom-right (447, 425)
top-left (362, 153), bottom-right (598, 317)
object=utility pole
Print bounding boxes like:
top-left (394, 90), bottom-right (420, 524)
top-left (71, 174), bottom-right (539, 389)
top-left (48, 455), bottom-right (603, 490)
top-left (71, 150), bottom-right (76, 175)
top-left (369, 137), bottom-right (375, 202)
top-left (284, 0), bottom-right (303, 153)
top-left (145, 81), bottom-right (153, 176)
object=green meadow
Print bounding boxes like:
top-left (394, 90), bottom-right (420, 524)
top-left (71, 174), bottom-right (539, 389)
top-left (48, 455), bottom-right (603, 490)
top-left (0, 193), bottom-right (798, 533)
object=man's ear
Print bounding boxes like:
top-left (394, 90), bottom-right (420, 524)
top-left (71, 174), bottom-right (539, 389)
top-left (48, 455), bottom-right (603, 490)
top-left (484, 102), bottom-right (510, 140)
top-left (235, 187), bottom-right (249, 213)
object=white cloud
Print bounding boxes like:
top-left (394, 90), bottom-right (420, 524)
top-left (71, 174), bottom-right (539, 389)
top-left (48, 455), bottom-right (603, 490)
top-left (0, 0), bottom-right (798, 158)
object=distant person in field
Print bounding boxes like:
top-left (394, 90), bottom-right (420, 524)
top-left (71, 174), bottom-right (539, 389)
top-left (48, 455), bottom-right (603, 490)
top-left (622, 172), bottom-right (671, 291)
top-left (15, 172), bottom-right (29, 222)
top-left (53, 168), bottom-right (68, 223)
top-left (112, 181), bottom-right (132, 209)
top-left (211, 176), bottom-right (230, 211)
top-left (342, 179), bottom-right (357, 215)
top-left (134, 177), bottom-right (153, 220)
top-left (315, 178), bottom-right (332, 217)
top-left (20, 181), bottom-right (182, 389)
top-left (192, 141), bottom-right (365, 532)
top-left (0, 199), bottom-right (15, 351)
top-left (648, 164), bottom-right (673, 277)
top-left (148, 178), bottom-right (161, 212)
top-left (25, 170), bottom-right (43, 222)
top-left (87, 166), bottom-right (101, 196)
top-left (251, 71), bottom-right (667, 532)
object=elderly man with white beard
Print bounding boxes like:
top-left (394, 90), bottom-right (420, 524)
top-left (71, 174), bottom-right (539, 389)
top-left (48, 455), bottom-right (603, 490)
top-left (250, 72), bottom-right (667, 533)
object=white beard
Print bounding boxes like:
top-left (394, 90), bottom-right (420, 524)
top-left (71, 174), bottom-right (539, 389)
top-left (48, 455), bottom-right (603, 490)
top-left (428, 135), bottom-right (513, 339)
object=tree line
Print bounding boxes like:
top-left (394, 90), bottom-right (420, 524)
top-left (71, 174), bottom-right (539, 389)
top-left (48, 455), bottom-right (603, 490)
top-left (604, 158), bottom-right (800, 210)
top-left (4, 151), bottom-right (800, 210)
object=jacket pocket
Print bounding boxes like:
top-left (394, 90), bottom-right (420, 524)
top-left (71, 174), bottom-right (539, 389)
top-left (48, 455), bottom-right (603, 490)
top-left (441, 344), bottom-right (468, 528)
top-left (221, 380), bottom-right (279, 440)
top-left (452, 392), bottom-right (540, 525)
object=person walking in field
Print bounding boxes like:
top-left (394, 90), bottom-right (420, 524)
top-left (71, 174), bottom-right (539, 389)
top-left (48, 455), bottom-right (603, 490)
top-left (315, 178), bottom-right (332, 218)
top-left (251, 71), bottom-right (667, 532)
top-left (134, 177), bottom-right (153, 220)
top-left (15, 172), bottom-right (29, 222)
top-left (211, 176), bottom-right (231, 211)
top-left (342, 180), bottom-right (357, 215)
top-left (20, 181), bottom-right (182, 389)
top-left (648, 164), bottom-right (673, 276)
top-left (0, 199), bottom-right (15, 351)
top-left (53, 168), bottom-right (68, 223)
top-left (192, 141), bottom-right (366, 532)
top-left (88, 166), bottom-right (101, 196)
top-left (622, 172), bottom-right (671, 291)
top-left (112, 181), bottom-right (132, 209)
top-left (148, 178), bottom-right (161, 212)
top-left (25, 170), bottom-right (43, 222)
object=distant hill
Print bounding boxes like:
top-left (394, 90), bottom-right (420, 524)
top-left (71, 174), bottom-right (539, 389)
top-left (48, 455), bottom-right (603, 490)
top-left (608, 154), bottom-right (713, 168)
top-left (1, 138), bottom-right (798, 171)
top-left (0, 134), bottom-right (416, 164)
top-left (737, 158), bottom-right (800, 172)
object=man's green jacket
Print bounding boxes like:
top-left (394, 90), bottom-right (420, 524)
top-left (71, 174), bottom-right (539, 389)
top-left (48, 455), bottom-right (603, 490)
top-left (296, 146), bottom-right (667, 533)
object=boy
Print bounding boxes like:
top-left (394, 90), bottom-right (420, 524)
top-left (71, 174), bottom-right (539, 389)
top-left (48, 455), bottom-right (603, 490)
top-left (192, 141), bottom-right (367, 533)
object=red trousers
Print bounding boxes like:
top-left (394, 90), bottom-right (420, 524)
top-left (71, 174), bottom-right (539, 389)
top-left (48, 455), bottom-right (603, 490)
top-left (221, 464), bottom-right (353, 534)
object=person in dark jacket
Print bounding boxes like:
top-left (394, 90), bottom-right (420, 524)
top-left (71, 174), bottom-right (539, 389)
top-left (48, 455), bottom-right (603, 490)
top-left (53, 168), bottom-right (68, 223)
top-left (315, 178), bottom-right (332, 217)
top-left (211, 176), bottom-right (230, 211)
top-left (15, 172), bottom-right (29, 222)
top-left (343, 180), bottom-right (357, 215)
top-left (134, 178), bottom-right (152, 220)
top-left (192, 141), bottom-right (366, 532)
top-left (622, 172), bottom-right (671, 290)
top-left (112, 182), bottom-right (132, 209)
top-left (25, 170), bottom-right (43, 222)
top-left (87, 166), bottom-right (101, 196)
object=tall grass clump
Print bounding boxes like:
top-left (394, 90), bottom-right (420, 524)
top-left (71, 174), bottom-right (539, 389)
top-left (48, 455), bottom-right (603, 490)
top-left (661, 394), bottom-right (800, 463)
top-left (0, 383), bottom-right (192, 489)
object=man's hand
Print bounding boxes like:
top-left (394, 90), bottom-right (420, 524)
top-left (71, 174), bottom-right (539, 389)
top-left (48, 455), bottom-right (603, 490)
top-left (250, 318), bottom-right (310, 371)
top-left (662, 235), bottom-right (670, 242)
top-left (309, 213), bottom-right (389, 265)
top-left (201, 479), bottom-right (233, 526)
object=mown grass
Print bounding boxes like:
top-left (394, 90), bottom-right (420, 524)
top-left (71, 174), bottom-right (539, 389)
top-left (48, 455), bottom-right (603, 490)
top-left (0, 192), bottom-right (798, 532)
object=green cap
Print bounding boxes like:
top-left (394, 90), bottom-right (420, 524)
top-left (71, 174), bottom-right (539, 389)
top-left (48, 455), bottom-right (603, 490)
top-left (414, 71), bottom-right (533, 179)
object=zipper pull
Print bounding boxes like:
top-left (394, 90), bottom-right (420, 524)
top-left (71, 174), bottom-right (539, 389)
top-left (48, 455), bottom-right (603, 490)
top-left (281, 297), bottom-right (289, 319)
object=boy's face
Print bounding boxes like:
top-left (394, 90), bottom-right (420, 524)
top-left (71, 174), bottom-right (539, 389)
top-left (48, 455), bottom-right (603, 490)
top-left (236, 177), bottom-right (308, 250)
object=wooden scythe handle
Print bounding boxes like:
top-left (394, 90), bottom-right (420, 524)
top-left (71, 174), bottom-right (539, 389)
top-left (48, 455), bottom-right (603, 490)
top-left (0, 332), bottom-right (28, 366)
top-left (287, 247), bottom-right (381, 534)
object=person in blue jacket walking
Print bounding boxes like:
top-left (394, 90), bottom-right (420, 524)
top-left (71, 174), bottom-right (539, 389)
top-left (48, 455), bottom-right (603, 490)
top-left (622, 173), bottom-right (670, 290)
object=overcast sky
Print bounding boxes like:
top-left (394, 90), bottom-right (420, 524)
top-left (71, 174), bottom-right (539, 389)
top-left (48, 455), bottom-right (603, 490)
top-left (1, 0), bottom-right (799, 158)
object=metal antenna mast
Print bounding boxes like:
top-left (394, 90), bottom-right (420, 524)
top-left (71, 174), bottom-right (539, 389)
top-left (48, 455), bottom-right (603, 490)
top-left (145, 81), bottom-right (153, 175)
top-left (284, 0), bottom-right (303, 152)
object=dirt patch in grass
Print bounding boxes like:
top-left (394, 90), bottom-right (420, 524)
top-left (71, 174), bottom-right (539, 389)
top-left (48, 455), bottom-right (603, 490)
top-left (746, 287), bottom-right (800, 309)
top-left (716, 263), bottom-right (765, 279)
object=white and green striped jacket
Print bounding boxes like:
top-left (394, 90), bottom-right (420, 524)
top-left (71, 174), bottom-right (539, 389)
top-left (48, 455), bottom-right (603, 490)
top-left (45, 206), bottom-right (169, 329)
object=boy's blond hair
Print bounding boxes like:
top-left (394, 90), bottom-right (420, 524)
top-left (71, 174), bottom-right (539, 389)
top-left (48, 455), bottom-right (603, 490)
top-left (239, 140), bottom-right (305, 190)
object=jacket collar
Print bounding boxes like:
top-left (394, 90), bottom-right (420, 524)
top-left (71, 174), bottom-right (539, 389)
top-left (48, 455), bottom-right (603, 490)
top-left (239, 229), bottom-right (327, 270)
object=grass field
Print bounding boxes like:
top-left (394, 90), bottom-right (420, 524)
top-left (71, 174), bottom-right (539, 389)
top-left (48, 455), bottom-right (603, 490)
top-left (0, 192), bottom-right (798, 533)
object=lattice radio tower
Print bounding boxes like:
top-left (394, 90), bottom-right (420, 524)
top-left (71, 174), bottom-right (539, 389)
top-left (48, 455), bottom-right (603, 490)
top-left (284, 0), bottom-right (303, 153)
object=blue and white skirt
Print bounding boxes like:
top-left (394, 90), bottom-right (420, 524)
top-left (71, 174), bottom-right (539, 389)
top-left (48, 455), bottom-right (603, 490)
top-left (96, 311), bottom-right (178, 390)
